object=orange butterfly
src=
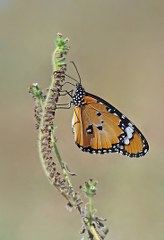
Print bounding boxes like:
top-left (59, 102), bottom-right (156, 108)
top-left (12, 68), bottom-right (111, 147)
top-left (64, 63), bottom-right (149, 158)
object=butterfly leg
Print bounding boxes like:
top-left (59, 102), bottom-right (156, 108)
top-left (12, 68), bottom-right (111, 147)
top-left (61, 81), bottom-right (75, 88)
top-left (56, 102), bottom-right (72, 109)
top-left (57, 88), bottom-right (73, 109)
top-left (59, 89), bottom-right (73, 97)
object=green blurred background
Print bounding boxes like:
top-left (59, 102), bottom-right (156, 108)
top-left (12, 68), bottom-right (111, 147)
top-left (0, 0), bottom-right (164, 239)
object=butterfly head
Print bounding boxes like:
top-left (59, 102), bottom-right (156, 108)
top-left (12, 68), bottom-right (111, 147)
top-left (72, 83), bottom-right (86, 107)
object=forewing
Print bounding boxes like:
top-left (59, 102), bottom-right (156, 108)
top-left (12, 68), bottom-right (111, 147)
top-left (72, 93), bottom-right (149, 157)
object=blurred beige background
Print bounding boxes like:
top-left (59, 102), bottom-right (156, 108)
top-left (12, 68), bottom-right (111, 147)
top-left (0, 1), bottom-right (164, 239)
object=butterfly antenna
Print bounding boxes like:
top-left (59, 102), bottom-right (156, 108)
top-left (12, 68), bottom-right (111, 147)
top-left (64, 73), bottom-right (79, 83)
top-left (70, 61), bottom-right (82, 84)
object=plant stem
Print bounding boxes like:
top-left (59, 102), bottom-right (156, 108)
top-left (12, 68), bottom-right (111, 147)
top-left (38, 75), bottom-right (56, 177)
top-left (89, 193), bottom-right (94, 224)
top-left (50, 127), bottom-right (73, 189)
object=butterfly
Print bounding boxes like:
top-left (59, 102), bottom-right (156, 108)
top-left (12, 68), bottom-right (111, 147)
top-left (64, 63), bottom-right (149, 158)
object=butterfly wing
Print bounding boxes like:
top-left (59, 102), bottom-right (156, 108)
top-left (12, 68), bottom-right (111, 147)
top-left (72, 92), bottom-right (149, 157)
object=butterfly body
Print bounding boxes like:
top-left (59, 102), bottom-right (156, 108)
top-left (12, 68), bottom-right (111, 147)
top-left (71, 83), bottom-right (149, 158)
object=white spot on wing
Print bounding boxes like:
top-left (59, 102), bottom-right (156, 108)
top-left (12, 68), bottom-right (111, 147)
top-left (128, 123), bottom-right (133, 128)
top-left (125, 126), bottom-right (134, 139)
top-left (124, 137), bottom-right (130, 145)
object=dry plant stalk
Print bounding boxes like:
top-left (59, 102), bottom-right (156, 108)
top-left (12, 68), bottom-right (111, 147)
top-left (29, 33), bottom-right (109, 240)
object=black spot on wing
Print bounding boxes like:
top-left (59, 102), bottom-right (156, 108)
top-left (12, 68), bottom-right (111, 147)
top-left (86, 124), bottom-right (93, 134)
top-left (97, 125), bottom-right (103, 131)
top-left (96, 112), bottom-right (102, 117)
